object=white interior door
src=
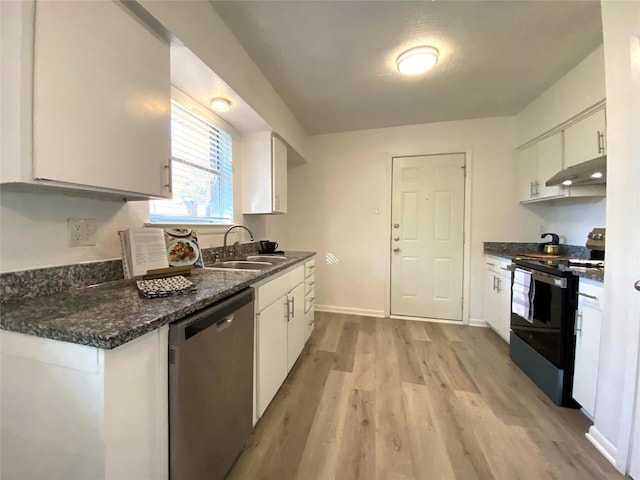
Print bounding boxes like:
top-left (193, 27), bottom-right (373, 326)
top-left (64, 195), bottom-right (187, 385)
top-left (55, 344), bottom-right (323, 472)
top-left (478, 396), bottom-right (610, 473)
top-left (390, 154), bottom-right (465, 320)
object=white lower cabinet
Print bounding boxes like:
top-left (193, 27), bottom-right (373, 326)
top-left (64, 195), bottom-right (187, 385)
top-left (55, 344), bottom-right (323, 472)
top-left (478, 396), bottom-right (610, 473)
top-left (254, 264), bottom-right (305, 420)
top-left (0, 326), bottom-right (169, 480)
top-left (484, 255), bottom-right (511, 343)
top-left (572, 278), bottom-right (604, 419)
top-left (256, 294), bottom-right (289, 419)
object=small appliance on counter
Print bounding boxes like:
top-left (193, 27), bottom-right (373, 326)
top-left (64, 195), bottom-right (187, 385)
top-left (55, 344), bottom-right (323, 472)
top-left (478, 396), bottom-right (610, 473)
top-left (585, 227), bottom-right (605, 260)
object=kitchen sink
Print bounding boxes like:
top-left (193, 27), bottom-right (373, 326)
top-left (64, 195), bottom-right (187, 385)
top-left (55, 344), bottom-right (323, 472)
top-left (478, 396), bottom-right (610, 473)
top-left (246, 255), bottom-right (287, 262)
top-left (207, 260), bottom-right (273, 271)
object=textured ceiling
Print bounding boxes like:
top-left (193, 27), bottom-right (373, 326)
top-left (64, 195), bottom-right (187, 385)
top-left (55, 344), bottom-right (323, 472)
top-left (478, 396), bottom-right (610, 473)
top-left (211, 0), bottom-right (603, 136)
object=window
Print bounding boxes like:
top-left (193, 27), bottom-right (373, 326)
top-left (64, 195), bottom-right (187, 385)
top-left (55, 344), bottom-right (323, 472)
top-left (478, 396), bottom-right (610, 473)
top-left (150, 101), bottom-right (233, 225)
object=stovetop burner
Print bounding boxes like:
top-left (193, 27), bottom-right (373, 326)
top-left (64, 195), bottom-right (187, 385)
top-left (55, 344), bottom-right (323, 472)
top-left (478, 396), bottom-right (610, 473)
top-left (514, 256), bottom-right (604, 276)
top-left (567, 258), bottom-right (605, 268)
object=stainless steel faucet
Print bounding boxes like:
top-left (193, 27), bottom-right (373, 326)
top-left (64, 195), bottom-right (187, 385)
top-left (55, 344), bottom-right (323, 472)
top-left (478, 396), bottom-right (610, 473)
top-left (223, 224), bottom-right (254, 258)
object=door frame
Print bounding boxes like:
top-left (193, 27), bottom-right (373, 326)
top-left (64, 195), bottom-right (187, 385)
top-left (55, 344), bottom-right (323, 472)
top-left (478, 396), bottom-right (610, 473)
top-left (383, 149), bottom-right (473, 324)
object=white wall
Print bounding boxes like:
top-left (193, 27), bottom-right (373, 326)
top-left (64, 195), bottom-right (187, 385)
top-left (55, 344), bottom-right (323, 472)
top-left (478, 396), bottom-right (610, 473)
top-left (137, 0), bottom-right (310, 162)
top-left (591, 1), bottom-right (640, 473)
top-left (516, 45), bottom-right (606, 145)
top-left (285, 116), bottom-right (542, 320)
top-left (524, 197), bottom-right (607, 245)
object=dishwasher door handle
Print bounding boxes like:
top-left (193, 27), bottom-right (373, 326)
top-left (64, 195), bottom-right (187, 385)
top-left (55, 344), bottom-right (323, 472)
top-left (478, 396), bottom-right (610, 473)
top-left (169, 288), bottom-right (254, 344)
top-left (216, 314), bottom-right (234, 331)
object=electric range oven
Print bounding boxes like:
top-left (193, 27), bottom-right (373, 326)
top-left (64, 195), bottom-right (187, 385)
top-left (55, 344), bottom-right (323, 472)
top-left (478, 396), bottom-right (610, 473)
top-left (509, 258), bottom-right (579, 407)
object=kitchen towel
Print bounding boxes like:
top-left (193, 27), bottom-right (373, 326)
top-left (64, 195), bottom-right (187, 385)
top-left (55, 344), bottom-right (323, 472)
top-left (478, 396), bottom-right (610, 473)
top-left (511, 268), bottom-right (534, 322)
top-left (136, 275), bottom-right (196, 299)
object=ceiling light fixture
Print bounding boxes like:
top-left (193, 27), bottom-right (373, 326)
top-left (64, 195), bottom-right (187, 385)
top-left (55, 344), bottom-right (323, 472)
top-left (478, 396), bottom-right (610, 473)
top-left (210, 97), bottom-right (231, 112)
top-left (591, 171), bottom-right (604, 179)
top-left (396, 46), bottom-right (439, 75)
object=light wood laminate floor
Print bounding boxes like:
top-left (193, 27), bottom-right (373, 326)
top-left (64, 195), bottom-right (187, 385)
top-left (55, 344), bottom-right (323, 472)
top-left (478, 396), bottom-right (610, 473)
top-left (228, 312), bottom-right (626, 480)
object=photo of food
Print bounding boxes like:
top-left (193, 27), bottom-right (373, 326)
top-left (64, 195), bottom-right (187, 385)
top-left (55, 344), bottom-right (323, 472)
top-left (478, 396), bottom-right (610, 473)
top-left (167, 239), bottom-right (199, 266)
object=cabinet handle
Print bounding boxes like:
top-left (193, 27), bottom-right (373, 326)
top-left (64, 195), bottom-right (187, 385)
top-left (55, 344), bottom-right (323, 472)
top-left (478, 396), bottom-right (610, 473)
top-left (578, 292), bottom-right (598, 300)
top-left (164, 159), bottom-right (173, 194)
top-left (597, 131), bottom-right (605, 154)
top-left (496, 277), bottom-right (502, 293)
top-left (530, 182), bottom-right (534, 198)
top-left (486, 262), bottom-right (496, 266)
top-left (285, 297), bottom-right (290, 320)
top-left (290, 297), bottom-right (295, 318)
top-left (492, 275), bottom-right (497, 291)
top-left (575, 310), bottom-right (583, 334)
top-left (535, 181), bottom-right (540, 196)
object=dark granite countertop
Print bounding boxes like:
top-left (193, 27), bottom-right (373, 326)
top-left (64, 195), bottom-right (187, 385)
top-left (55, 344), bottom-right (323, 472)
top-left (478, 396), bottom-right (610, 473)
top-left (0, 251), bottom-right (315, 350)
top-left (483, 242), bottom-right (603, 283)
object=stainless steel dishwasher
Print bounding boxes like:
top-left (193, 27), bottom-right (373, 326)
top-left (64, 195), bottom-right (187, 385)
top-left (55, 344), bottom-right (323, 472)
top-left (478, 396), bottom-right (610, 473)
top-left (169, 288), bottom-right (254, 480)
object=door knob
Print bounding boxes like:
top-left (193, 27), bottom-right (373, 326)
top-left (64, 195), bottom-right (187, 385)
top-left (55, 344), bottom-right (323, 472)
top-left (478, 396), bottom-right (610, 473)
top-left (393, 246), bottom-right (400, 253)
top-left (635, 280), bottom-right (640, 292)
top-left (393, 223), bottom-right (400, 228)
top-left (393, 236), bottom-right (400, 241)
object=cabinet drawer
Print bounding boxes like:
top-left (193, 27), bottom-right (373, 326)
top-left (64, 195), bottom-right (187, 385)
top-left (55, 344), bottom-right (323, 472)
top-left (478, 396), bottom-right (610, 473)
top-left (305, 290), bottom-right (315, 313)
top-left (485, 255), bottom-right (512, 274)
top-left (304, 259), bottom-right (315, 278)
top-left (578, 278), bottom-right (604, 309)
top-left (256, 266), bottom-right (304, 312)
top-left (304, 273), bottom-right (315, 295)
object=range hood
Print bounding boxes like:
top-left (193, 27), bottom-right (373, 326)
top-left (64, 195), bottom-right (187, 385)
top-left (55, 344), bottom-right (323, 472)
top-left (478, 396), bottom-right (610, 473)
top-left (546, 155), bottom-right (607, 186)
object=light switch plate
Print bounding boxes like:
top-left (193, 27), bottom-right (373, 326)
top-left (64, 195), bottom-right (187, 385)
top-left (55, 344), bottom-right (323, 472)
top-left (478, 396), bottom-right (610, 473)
top-left (68, 218), bottom-right (97, 247)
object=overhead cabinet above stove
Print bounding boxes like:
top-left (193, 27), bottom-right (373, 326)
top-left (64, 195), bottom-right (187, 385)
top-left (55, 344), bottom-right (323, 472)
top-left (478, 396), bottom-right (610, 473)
top-left (515, 103), bottom-right (607, 204)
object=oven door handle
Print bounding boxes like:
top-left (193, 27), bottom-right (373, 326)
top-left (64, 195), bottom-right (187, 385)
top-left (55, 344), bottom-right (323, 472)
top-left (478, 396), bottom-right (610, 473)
top-left (514, 267), bottom-right (568, 289)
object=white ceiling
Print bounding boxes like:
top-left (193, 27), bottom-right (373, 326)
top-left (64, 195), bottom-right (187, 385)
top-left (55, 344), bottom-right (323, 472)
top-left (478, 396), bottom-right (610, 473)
top-left (211, 0), bottom-right (603, 136)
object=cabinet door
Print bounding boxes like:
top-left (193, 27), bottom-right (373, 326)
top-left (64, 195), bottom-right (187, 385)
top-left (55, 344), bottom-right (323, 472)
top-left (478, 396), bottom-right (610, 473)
top-left (495, 271), bottom-right (512, 342)
top-left (286, 283), bottom-right (305, 371)
top-left (272, 136), bottom-right (288, 213)
top-left (484, 267), bottom-right (499, 332)
top-left (536, 133), bottom-right (564, 200)
top-left (256, 297), bottom-right (288, 417)
top-left (33, 1), bottom-right (171, 198)
top-left (515, 147), bottom-right (537, 202)
top-left (564, 109), bottom-right (606, 168)
top-left (573, 303), bottom-right (602, 417)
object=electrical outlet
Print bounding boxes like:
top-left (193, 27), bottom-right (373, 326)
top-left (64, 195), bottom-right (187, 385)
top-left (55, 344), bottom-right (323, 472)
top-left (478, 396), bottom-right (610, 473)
top-left (68, 218), bottom-right (97, 247)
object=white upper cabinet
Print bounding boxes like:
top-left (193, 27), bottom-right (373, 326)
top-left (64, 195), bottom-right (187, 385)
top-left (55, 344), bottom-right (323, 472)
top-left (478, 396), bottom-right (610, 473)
top-left (1, 1), bottom-right (171, 200)
top-left (242, 132), bottom-right (288, 214)
top-left (515, 132), bottom-right (564, 203)
top-left (515, 105), bottom-right (606, 204)
top-left (564, 107), bottom-right (606, 168)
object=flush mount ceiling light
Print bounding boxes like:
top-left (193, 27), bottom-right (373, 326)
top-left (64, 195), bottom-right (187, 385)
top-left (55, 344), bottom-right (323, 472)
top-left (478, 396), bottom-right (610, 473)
top-left (396, 46), bottom-right (439, 75)
top-left (210, 97), bottom-right (231, 112)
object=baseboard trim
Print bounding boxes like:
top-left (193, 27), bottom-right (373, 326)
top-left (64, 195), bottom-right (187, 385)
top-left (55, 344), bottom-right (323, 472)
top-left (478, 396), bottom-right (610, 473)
top-left (389, 315), bottom-right (463, 325)
top-left (314, 305), bottom-right (385, 318)
top-left (469, 317), bottom-right (489, 328)
top-left (586, 426), bottom-right (619, 470)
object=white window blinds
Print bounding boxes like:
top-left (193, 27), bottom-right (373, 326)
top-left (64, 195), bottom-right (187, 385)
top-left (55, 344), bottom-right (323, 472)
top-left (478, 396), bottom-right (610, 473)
top-left (150, 101), bottom-right (233, 224)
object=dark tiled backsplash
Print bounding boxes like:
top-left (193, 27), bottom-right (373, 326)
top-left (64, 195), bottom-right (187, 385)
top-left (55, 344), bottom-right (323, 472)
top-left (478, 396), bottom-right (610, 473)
top-left (484, 242), bottom-right (590, 259)
top-left (1, 242), bottom-right (260, 304)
